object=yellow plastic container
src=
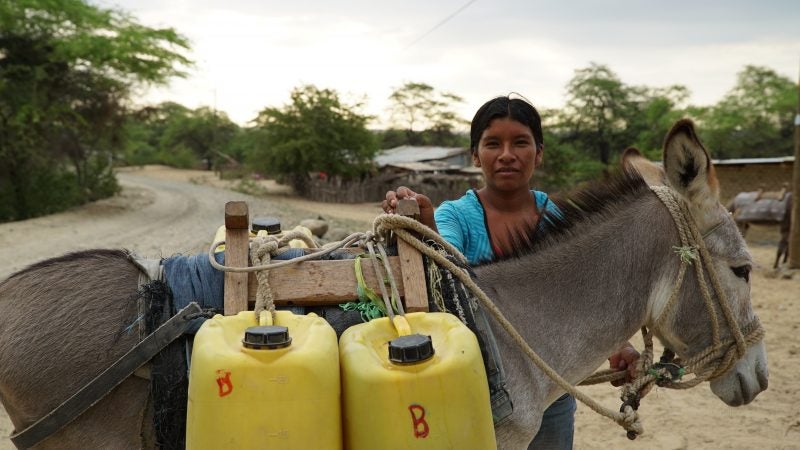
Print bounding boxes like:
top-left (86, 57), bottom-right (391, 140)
top-left (339, 312), bottom-right (496, 450)
top-left (186, 310), bottom-right (341, 449)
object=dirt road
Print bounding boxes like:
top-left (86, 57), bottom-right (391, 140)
top-left (1, 166), bottom-right (798, 449)
top-left (0, 166), bottom-right (379, 280)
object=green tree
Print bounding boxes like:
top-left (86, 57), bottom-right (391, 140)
top-left (555, 63), bottom-right (690, 168)
top-left (558, 63), bottom-right (638, 166)
top-left (386, 82), bottom-right (468, 147)
top-left (123, 102), bottom-right (193, 166)
top-left (628, 85), bottom-right (690, 159)
top-left (0, 0), bottom-right (190, 221)
top-left (160, 107), bottom-right (239, 169)
top-left (124, 103), bottom-right (242, 170)
top-left (248, 85), bottom-right (377, 194)
top-left (695, 65), bottom-right (795, 158)
top-left (537, 109), bottom-right (606, 191)
top-left (543, 64), bottom-right (690, 187)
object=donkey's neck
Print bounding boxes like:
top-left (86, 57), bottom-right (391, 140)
top-left (474, 194), bottom-right (676, 399)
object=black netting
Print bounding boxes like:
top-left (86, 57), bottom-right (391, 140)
top-left (141, 281), bottom-right (187, 450)
top-left (421, 239), bottom-right (514, 425)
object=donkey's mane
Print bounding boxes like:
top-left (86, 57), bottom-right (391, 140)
top-left (493, 169), bottom-right (650, 262)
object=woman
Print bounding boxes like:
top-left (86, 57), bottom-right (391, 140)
top-left (383, 95), bottom-right (639, 449)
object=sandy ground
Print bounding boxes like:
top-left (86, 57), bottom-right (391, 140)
top-left (0, 165), bottom-right (798, 449)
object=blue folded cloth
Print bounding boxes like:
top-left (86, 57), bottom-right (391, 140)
top-left (162, 252), bottom-right (225, 333)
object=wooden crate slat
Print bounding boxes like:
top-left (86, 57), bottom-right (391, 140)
top-left (246, 256), bottom-right (405, 306)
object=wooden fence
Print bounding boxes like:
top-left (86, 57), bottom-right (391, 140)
top-left (301, 172), bottom-right (482, 205)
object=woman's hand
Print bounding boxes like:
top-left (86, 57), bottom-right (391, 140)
top-left (382, 186), bottom-right (437, 231)
top-left (608, 342), bottom-right (640, 386)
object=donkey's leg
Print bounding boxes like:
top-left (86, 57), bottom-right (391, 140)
top-left (779, 239), bottom-right (789, 266)
top-left (775, 228), bottom-right (789, 268)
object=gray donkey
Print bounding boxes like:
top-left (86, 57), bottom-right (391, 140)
top-left (481, 120), bottom-right (767, 448)
top-left (0, 119), bottom-right (768, 449)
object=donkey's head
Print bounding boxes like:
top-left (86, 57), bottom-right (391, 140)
top-left (624, 119), bottom-right (768, 406)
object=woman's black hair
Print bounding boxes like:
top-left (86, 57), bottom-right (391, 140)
top-left (469, 95), bottom-right (543, 153)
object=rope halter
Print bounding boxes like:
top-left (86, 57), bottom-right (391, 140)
top-left (646, 186), bottom-right (764, 389)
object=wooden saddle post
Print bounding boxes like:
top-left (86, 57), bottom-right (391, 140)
top-left (223, 201), bottom-right (250, 315)
top-left (395, 199), bottom-right (429, 313)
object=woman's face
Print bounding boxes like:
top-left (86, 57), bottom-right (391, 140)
top-left (472, 117), bottom-right (542, 193)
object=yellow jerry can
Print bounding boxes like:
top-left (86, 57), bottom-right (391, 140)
top-left (339, 312), bottom-right (496, 450)
top-left (186, 310), bottom-right (341, 449)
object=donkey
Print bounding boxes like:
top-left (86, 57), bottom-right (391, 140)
top-left (727, 186), bottom-right (789, 233)
top-left (0, 119), bottom-right (768, 449)
top-left (727, 189), bottom-right (792, 268)
top-left (474, 120), bottom-right (768, 447)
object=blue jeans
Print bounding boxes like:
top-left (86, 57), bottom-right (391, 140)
top-left (528, 393), bottom-right (576, 450)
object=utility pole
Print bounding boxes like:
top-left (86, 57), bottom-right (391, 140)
top-left (210, 88), bottom-right (217, 172)
top-left (789, 59), bottom-right (800, 269)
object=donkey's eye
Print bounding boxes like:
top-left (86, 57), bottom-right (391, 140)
top-left (731, 265), bottom-right (751, 282)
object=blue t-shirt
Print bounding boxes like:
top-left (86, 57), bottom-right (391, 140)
top-left (434, 189), bottom-right (557, 265)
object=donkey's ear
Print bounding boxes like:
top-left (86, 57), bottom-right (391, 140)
top-left (622, 147), bottom-right (665, 186)
top-left (663, 119), bottom-right (721, 224)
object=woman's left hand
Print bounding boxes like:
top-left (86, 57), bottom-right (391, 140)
top-left (382, 186), bottom-right (437, 231)
top-left (608, 342), bottom-right (640, 386)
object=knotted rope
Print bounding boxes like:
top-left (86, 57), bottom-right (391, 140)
top-left (250, 230), bottom-right (319, 317)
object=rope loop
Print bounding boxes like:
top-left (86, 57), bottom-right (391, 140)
top-left (249, 236), bottom-right (278, 318)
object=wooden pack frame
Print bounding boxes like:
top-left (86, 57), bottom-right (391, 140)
top-left (222, 201), bottom-right (429, 315)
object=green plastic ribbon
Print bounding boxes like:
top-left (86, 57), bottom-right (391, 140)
top-left (339, 255), bottom-right (388, 322)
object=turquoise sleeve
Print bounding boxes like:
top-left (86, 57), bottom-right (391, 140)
top-left (434, 202), bottom-right (466, 254)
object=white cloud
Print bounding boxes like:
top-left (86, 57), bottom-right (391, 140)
top-left (105, 0), bottom-right (800, 127)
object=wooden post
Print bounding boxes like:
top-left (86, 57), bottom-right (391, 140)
top-left (396, 199), bottom-right (429, 312)
top-left (788, 63), bottom-right (800, 269)
top-left (224, 201), bottom-right (250, 314)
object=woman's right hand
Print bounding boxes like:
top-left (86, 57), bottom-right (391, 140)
top-left (382, 186), bottom-right (437, 231)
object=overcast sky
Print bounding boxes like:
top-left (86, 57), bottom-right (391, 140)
top-left (98, 0), bottom-right (799, 127)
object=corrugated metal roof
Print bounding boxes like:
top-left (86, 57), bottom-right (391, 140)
top-left (375, 146), bottom-right (467, 166)
top-left (713, 156), bottom-right (795, 165)
top-left (385, 161), bottom-right (463, 172)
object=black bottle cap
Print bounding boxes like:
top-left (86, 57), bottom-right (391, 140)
top-left (242, 325), bottom-right (292, 349)
top-left (388, 334), bottom-right (434, 364)
top-left (252, 217), bottom-right (282, 235)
